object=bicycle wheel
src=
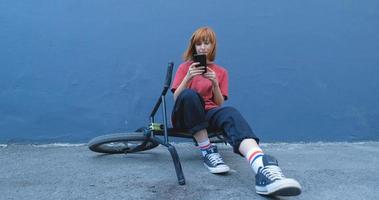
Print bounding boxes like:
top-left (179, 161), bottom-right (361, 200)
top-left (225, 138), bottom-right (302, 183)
top-left (88, 132), bottom-right (159, 154)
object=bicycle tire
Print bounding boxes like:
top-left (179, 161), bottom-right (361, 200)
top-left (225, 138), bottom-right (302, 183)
top-left (88, 132), bottom-right (159, 154)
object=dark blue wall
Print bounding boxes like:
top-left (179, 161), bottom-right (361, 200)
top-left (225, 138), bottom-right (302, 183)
top-left (1, 0), bottom-right (378, 143)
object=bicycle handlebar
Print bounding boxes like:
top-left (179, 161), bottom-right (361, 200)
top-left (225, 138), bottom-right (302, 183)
top-left (162, 62), bottom-right (174, 96)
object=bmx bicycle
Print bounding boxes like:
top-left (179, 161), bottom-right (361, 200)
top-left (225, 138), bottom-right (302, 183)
top-left (88, 62), bottom-right (228, 185)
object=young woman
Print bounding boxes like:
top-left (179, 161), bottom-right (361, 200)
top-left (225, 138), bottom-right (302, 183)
top-left (171, 27), bottom-right (301, 196)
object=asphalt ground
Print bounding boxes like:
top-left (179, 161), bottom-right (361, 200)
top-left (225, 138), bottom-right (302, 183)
top-left (1, 141), bottom-right (378, 200)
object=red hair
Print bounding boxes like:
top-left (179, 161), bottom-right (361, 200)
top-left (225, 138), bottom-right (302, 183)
top-left (183, 27), bottom-right (217, 62)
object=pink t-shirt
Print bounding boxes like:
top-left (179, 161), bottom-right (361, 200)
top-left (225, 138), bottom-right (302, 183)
top-left (171, 61), bottom-right (229, 111)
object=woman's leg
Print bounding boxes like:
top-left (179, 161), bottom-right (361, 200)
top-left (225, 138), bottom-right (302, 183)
top-left (206, 106), bottom-right (260, 155)
top-left (239, 138), bottom-right (264, 174)
top-left (207, 106), bottom-right (264, 171)
top-left (193, 129), bottom-right (209, 146)
top-left (172, 89), bottom-right (229, 173)
top-left (238, 138), bottom-right (259, 155)
top-left (172, 89), bottom-right (208, 134)
top-left (207, 106), bottom-right (301, 196)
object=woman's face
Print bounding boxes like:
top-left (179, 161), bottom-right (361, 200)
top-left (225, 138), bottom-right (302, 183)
top-left (195, 39), bottom-right (212, 57)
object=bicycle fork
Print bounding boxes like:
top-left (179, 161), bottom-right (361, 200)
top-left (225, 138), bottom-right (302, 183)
top-left (150, 95), bottom-right (186, 185)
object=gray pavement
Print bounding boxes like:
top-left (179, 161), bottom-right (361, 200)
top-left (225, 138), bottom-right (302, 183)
top-left (1, 141), bottom-right (379, 200)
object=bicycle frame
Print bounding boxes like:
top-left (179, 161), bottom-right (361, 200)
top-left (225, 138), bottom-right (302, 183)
top-left (146, 62), bottom-right (186, 185)
top-left (149, 62), bottom-right (172, 143)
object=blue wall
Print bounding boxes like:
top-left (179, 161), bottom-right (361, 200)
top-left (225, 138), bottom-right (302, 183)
top-left (1, 0), bottom-right (378, 143)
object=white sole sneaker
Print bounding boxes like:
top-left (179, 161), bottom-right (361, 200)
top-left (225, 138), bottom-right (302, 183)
top-left (255, 178), bottom-right (302, 196)
top-left (204, 163), bottom-right (230, 174)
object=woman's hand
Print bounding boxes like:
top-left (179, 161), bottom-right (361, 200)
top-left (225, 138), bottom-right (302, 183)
top-left (203, 67), bottom-right (218, 86)
top-left (185, 62), bottom-right (206, 81)
top-left (204, 67), bottom-right (224, 105)
top-left (174, 62), bottom-right (205, 100)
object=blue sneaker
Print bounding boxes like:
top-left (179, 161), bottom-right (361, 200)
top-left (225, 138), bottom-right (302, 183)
top-left (203, 145), bottom-right (230, 174)
top-left (255, 155), bottom-right (301, 196)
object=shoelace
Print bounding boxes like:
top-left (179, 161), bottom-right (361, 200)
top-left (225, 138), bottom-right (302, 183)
top-left (207, 153), bottom-right (224, 165)
top-left (261, 165), bottom-right (285, 181)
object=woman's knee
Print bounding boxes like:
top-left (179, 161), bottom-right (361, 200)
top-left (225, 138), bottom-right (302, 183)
top-left (178, 89), bottom-right (201, 102)
top-left (221, 106), bottom-right (240, 116)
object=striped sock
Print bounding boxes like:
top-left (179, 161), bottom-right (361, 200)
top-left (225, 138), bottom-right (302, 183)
top-left (198, 139), bottom-right (211, 157)
top-left (245, 147), bottom-right (264, 174)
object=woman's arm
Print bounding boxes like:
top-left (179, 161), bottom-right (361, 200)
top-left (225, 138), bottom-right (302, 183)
top-left (173, 76), bottom-right (190, 100)
top-left (212, 82), bottom-right (224, 105)
top-left (173, 62), bottom-right (204, 100)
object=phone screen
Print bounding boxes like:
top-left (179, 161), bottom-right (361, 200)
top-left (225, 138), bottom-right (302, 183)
top-left (193, 54), bottom-right (207, 73)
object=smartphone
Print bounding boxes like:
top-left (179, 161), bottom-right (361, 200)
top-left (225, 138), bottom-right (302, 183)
top-left (193, 54), bottom-right (207, 73)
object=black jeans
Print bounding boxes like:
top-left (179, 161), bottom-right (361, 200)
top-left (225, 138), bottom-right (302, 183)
top-left (171, 89), bottom-right (260, 155)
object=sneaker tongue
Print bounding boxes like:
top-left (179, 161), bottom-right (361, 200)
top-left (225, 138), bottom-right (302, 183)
top-left (263, 155), bottom-right (279, 166)
top-left (206, 146), bottom-right (217, 154)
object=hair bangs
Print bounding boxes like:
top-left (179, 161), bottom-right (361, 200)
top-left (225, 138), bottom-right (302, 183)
top-left (192, 28), bottom-right (216, 45)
